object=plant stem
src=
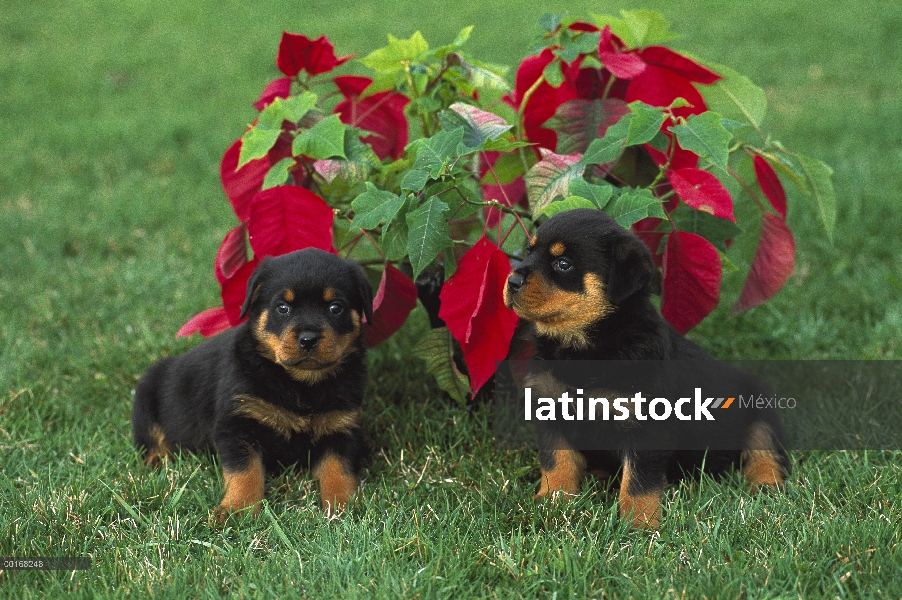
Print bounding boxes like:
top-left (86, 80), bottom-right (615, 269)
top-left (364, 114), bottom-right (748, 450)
top-left (601, 73), bottom-right (618, 99)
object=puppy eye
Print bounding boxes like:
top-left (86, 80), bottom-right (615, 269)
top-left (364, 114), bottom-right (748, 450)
top-left (276, 303), bottom-right (290, 315)
top-left (329, 303), bottom-right (344, 315)
top-left (553, 258), bottom-right (573, 273)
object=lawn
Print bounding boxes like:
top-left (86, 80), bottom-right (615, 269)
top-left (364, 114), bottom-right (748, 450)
top-left (1, 0), bottom-right (901, 597)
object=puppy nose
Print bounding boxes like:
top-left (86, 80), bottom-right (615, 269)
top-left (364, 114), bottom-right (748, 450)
top-left (297, 332), bottom-right (320, 351)
top-left (507, 273), bottom-right (525, 293)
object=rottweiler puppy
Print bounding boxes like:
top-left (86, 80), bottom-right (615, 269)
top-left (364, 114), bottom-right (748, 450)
top-left (132, 248), bottom-right (373, 519)
top-left (504, 208), bottom-right (788, 528)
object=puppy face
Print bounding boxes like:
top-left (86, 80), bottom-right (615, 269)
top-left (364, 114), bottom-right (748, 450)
top-left (240, 249), bottom-right (373, 384)
top-left (504, 209), bottom-right (654, 348)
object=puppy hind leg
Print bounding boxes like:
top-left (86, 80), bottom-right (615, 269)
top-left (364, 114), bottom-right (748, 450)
top-left (618, 453), bottom-right (667, 529)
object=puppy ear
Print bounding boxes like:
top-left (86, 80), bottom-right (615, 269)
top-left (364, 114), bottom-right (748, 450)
top-left (239, 260), bottom-right (269, 320)
top-left (352, 262), bottom-right (374, 324)
top-left (605, 234), bottom-right (655, 305)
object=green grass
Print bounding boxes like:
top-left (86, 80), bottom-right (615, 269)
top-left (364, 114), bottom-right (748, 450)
top-left (2, 0), bottom-right (901, 596)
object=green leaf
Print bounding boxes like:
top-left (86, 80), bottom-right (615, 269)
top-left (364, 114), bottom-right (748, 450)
top-left (669, 112), bottom-right (732, 169)
top-left (591, 14), bottom-right (635, 47)
top-left (646, 131), bottom-right (671, 154)
top-left (313, 128), bottom-right (380, 186)
top-left (699, 63), bottom-right (767, 130)
top-left (360, 72), bottom-right (401, 98)
top-left (434, 26), bottom-right (473, 59)
top-left (540, 196), bottom-right (599, 217)
top-left (432, 179), bottom-right (483, 220)
top-left (757, 149), bottom-right (808, 195)
top-left (262, 158), bottom-right (296, 190)
top-left (244, 94), bottom-right (319, 167)
top-left (279, 92), bottom-right (318, 122)
top-left (400, 168), bottom-right (430, 192)
top-left (478, 138), bottom-right (533, 153)
top-left (593, 10), bottom-right (678, 47)
top-left (567, 31), bottom-right (601, 56)
top-left (350, 183), bottom-right (406, 230)
top-left (380, 196), bottom-right (416, 261)
top-left (623, 9), bottom-right (679, 47)
top-left (443, 247), bottom-right (457, 279)
top-left (546, 98), bottom-right (630, 155)
top-left (381, 223), bottom-right (409, 262)
top-left (499, 212), bottom-right (529, 255)
top-left (238, 128), bottom-right (281, 169)
top-left (543, 60), bottom-right (565, 88)
top-left (292, 115), bottom-right (347, 160)
top-left (719, 249), bottom-right (739, 273)
top-left (459, 59), bottom-right (512, 92)
top-left (569, 179), bottom-right (614, 209)
top-left (466, 65), bottom-right (510, 91)
top-left (603, 188), bottom-right (665, 229)
top-left (411, 127), bottom-right (467, 178)
top-left (360, 32), bottom-right (430, 72)
top-left (626, 102), bottom-right (666, 146)
top-left (406, 197), bottom-right (452, 278)
top-left (524, 150), bottom-right (586, 212)
top-left (668, 97), bottom-right (692, 110)
top-left (481, 152), bottom-right (531, 186)
top-left (413, 327), bottom-right (469, 406)
top-left (447, 103), bottom-right (512, 148)
top-left (719, 118), bottom-right (751, 135)
top-left (238, 95), bottom-right (315, 168)
top-left (667, 204), bottom-right (742, 252)
top-left (538, 13), bottom-right (565, 33)
top-left (577, 112), bottom-right (633, 167)
top-left (796, 154), bottom-right (837, 241)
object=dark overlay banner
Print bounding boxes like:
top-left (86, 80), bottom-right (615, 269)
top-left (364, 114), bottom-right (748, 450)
top-left (493, 361), bottom-right (902, 451)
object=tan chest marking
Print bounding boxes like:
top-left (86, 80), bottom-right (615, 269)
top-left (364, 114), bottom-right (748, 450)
top-left (232, 395), bottom-right (362, 442)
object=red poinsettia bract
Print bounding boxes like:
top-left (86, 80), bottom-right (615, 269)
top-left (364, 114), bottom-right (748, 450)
top-left (661, 231), bottom-right (721, 334)
top-left (732, 157), bottom-right (795, 314)
top-left (276, 32), bottom-right (351, 78)
top-left (439, 238), bottom-right (518, 393)
top-left (364, 264), bottom-right (419, 347)
top-left (332, 75), bottom-right (410, 161)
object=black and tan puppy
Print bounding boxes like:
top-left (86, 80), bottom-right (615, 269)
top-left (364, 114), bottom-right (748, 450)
top-left (132, 248), bottom-right (373, 519)
top-left (504, 208), bottom-right (788, 528)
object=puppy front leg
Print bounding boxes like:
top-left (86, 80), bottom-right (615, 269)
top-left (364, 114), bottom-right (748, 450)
top-left (534, 429), bottom-right (586, 500)
top-left (312, 452), bottom-right (359, 516)
top-left (215, 443), bottom-right (265, 521)
top-left (618, 452), bottom-right (668, 529)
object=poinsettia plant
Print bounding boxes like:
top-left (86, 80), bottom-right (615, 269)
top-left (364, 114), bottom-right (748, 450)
top-left (179, 12), bottom-right (835, 404)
